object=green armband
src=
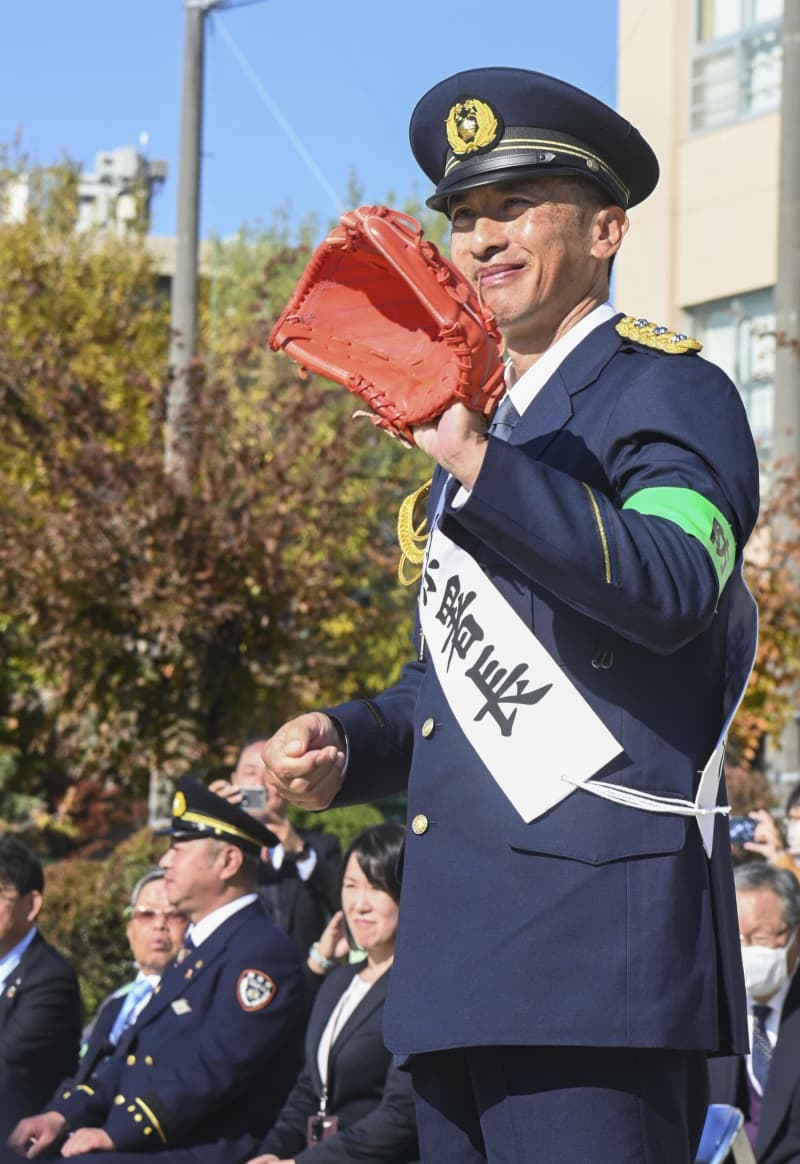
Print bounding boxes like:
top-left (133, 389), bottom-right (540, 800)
top-left (622, 486), bottom-right (736, 594)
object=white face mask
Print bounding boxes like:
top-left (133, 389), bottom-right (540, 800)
top-left (741, 931), bottom-right (796, 999)
top-left (786, 819), bottom-right (800, 856)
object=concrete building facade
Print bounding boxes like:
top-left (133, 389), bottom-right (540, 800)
top-left (615, 0), bottom-right (798, 786)
top-left (616, 0), bottom-right (783, 460)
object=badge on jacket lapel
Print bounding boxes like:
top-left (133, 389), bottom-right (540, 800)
top-left (237, 969), bottom-right (276, 1012)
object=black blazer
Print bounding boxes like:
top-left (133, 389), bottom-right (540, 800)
top-left (708, 971), bottom-right (800, 1164)
top-left (0, 931), bottom-right (81, 1159)
top-left (258, 963), bottom-right (419, 1163)
top-left (258, 828), bottom-right (341, 957)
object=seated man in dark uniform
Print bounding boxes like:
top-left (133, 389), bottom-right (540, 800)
top-left (8, 778), bottom-right (307, 1164)
top-left (0, 837), bottom-right (82, 1163)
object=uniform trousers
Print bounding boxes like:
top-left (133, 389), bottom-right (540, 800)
top-left (410, 1044), bottom-right (709, 1164)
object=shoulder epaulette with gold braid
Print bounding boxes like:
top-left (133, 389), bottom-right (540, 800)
top-left (397, 478), bottom-right (432, 586)
top-left (616, 315), bottom-right (702, 354)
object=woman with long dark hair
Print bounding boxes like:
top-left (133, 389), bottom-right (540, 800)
top-left (246, 822), bottom-right (418, 1164)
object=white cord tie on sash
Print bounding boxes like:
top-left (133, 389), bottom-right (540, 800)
top-left (562, 776), bottom-right (732, 821)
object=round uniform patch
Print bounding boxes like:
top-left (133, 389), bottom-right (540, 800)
top-left (237, 969), bottom-right (276, 1012)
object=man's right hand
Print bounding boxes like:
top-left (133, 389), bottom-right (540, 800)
top-left (261, 713), bottom-right (345, 811)
top-left (8, 1112), bottom-right (67, 1158)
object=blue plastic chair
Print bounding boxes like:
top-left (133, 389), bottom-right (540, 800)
top-left (695, 1105), bottom-right (756, 1164)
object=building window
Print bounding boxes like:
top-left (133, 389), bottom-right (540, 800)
top-left (685, 288), bottom-right (775, 460)
top-left (691, 0), bottom-right (783, 131)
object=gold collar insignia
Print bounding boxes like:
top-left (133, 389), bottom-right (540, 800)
top-left (616, 316), bottom-right (702, 354)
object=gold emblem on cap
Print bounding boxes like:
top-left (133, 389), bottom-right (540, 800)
top-left (173, 790), bottom-right (187, 817)
top-left (446, 97), bottom-right (499, 156)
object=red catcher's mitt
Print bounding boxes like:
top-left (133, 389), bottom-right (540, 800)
top-left (268, 205), bottom-right (506, 445)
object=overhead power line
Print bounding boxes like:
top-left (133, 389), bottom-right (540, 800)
top-left (211, 14), bottom-right (343, 214)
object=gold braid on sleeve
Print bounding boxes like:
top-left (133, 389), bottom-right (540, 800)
top-left (397, 478), bottom-right (432, 586)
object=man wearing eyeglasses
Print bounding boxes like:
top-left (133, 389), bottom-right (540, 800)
top-left (708, 863), bottom-right (800, 1164)
top-left (0, 836), bottom-right (82, 1164)
top-left (76, 871), bottom-right (187, 1084)
top-left (8, 778), bottom-right (307, 1164)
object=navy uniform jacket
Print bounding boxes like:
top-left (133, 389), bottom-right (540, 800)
top-left (48, 901), bottom-right (306, 1153)
top-left (257, 964), bottom-right (419, 1163)
top-left (0, 931), bottom-right (82, 1160)
top-left (328, 315), bottom-right (760, 1059)
top-left (708, 972), bottom-right (800, 1164)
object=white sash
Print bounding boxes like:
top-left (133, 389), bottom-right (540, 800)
top-left (419, 523), bottom-right (623, 823)
top-left (418, 521), bottom-right (758, 856)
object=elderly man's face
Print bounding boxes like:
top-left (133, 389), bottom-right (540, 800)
top-left (448, 176), bottom-right (626, 356)
top-left (126, 878), bottom-right (187, 975)
top-left (737, 885), bottom-right (800, 998)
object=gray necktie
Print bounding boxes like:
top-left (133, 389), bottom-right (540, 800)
top-left (488, 394), bottom-right (520, 441)
top-left (751, 1003), bottom-right (773, 1092)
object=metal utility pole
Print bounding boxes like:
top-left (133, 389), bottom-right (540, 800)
top-left (767, 2), bottom-right (800, 793)
top-left (152, 0), bottom-right (222, 829)
top-left (773, 0), bottom-right (800, 465)
top-left (165, 0), bottom-right (222, 493)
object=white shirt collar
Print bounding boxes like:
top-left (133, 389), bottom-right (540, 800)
top-left (507, 302), bottom-right (617, 417)
top-left (0, 926), bottom-right (37, 992)
top-left (185, 893), bottom-right (257, 947)
top-left (133, 969), bottom-right (162, 987)
top-left (747, 967), bottom-right (794, 1031)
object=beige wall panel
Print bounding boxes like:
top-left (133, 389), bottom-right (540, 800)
top-left (616, 0), bottom-right (779, 316)
top-left (615, 0), bottom-right (688, 321)
top-left (674, 116), bottom-right (779, 305)
top-left (614, 213), bottom-right (676, 323)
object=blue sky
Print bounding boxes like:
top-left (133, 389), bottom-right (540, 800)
top-left (0, 0), bottom-right (618, 241)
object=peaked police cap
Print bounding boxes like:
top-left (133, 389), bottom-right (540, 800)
top-left (409, 66), bottom-right (659, 213)
top-left (158, 774), bottom-right (278, 853)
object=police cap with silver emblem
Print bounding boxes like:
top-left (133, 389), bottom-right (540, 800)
top-left (158, 774), bottom-right (279, 853)
top-left (409, 66), bottom-right (659, 213)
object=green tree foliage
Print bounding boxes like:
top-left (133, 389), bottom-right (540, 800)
top-left (0, 161), bottom-right (428, 835)
top-left (731, 462), bottom-right (800, 769)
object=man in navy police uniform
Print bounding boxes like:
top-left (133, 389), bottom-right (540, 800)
top-left (9, 777), bottom-right (306, 1164)
top-left (261, 67), bottom-right (761, 1163)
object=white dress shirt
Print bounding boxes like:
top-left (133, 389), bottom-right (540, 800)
top-left (185, 892), bottom-right (258, 947)
top-left (0, 925), bottom-right (37, 994)
top-left (268, 842), bottom-right (318, 882)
